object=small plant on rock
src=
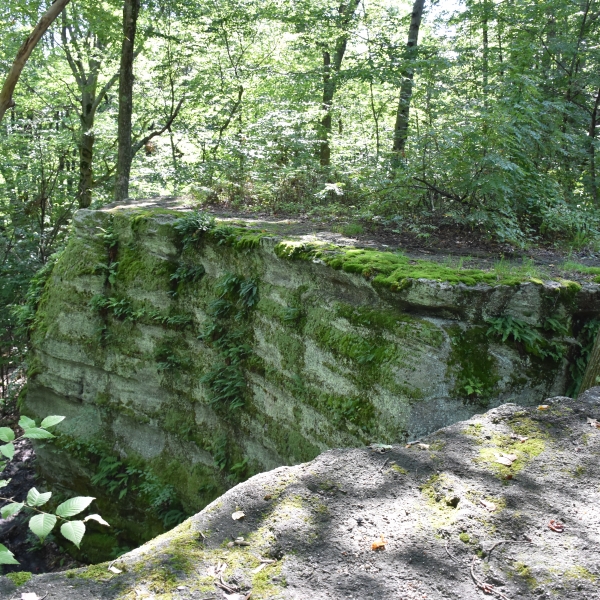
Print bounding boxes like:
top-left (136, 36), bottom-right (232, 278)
top-left (0, 416), bottom-right (109, 565)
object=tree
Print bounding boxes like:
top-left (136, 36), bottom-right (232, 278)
top-left (114, 0), bottom-right (141, 202)
top-left (61, 5), bottom-right (121, 208)
top-left (391, 0), bottom-right (425, 164)
top-left (0, 0), bottom-right (71, 123)
top-left (317, 0), bottom-right (361, 167)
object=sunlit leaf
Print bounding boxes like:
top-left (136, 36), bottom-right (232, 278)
top-left (83, 514), bottom-right (110, 527)
top-left (1, 443), bottom-right (15, 460)
top-left (22, 428), bottom-right (54, 440)
top-left (29, 513), bottom-right (57, 541)
top-left (0, 544), bottom-right (19, 565)
top-left (1, 502), bottom-right (24, 519)
top-left (55, 496), bottom-right (95, 518)
top-left (40, 416), bottom-right (65, 429)
top-left (18, 416), bottom-right (36, 430)
top-left (60, 521), bottom-right (86, 548)
top-left (26, 487), bottom-right (52, 507)
top-left (0, 427), bottom-right (15, 443)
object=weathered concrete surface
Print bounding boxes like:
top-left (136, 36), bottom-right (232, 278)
top-left (23, 204), bottom-right (600, 554)
top-left (4, 391), bottom-right (600, 599)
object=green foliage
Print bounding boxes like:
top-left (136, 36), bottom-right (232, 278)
top-left (174, 212), bottom-right (216, 250)
top-left (199, 273), bottom-right (259, 413)
top-left (486, 316), bottom-right (567, 362)
top-left (5, 571), bottom-right (32, 586)
top-left (0, 416), bottom-right (108, 563)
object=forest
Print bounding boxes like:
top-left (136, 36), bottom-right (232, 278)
top-left (2, 0), bottom-right (600, 395)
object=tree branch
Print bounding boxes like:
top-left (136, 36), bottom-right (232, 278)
top-left (131, 98), bottom-right (184, 156)
top-left (0, 0), bottom-right (72, 122)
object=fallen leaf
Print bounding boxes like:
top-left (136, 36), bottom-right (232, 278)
top-left (496, 456), bottom-right (514, 466)
top-left (537, 405), bottom-right (550, 411)
top-left (223, 594), bottom-right (251, 600)
top-left (232, 511), bottom-right (245, 521)
top-left (417, 443), bottom-right (430, 450)
top-left (480, 499), bottom-right (496, 512)
top-left (510, 434), bottom-right (529, 443)
top-left (371, 534), bottom-right (387, 551)
top-left (548, 519), bottom-right (564, 533)
top-left (21, 594), bottom-right (43, 600)
top-left (586, 417), bottom-right (600, 429)
top-left (108, 566), bottom-right (122, 574)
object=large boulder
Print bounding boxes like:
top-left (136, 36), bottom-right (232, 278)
top-left (4, 391), bottom-right (600, 599)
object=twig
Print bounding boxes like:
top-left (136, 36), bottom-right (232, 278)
top-left (445, 539), bottom-right (459, 564)
top-left (486, 539), bottom-right (532, 561)
top-left (379, 458), bottom-right (390, 473)
top-left (470, 556), bottom-right (510, 600)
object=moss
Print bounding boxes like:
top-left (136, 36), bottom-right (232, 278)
top-left (390, 463), bottom-right (408, 475)
top-left (459, 532), bottom-right (470, 543)
top-left (420, 474), bottom-right (461, 528)
top-left (446, 325), bottom-right (500, 405)
top-left (513, 561), bottom-right (538, 589)
top-left (70, 562), bottom-right (117, 582)
top-left (5, 572), bottom-right (32, 586)
top-left (476, 418), bottom-right (547, 478)
top-left (563, 565), bottom-right (597, 582)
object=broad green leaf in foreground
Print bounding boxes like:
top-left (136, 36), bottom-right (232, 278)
top-left (1, 443), bottom-right (14, 460)
top-left (22, 428), bottom-right (54, 440)
top-left (0, 479), bottom-right (10, 489)
top-left (40, 416), bottom-right (65, 429)
top-left (18, 416), bottom-right (36, 430)
top-left (29, 513), bottom-right (57, 541)
top-left (1, 502), bottom-right (24, 519)
top-left (60, 520), bottom-right (86, 548)
top-left (55, 496), bottom-right (95, 518)
top-left (83, 514), bottom-right (110, 527)
top-left (0, 543), bottom-right (19, 565)
top-left (0, 427), bottom-right (15, 443)
top-left (27, 487), bottom-right (52, 507)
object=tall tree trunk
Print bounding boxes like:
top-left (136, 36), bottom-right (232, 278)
top-left (114, 0), bottom-right (140, 202)
top-left (318, 0), bottom-right (361, 167)
top-left (579, 328), bottom-right (600, 395)
top-left (588, 87), bottom-right (600, 205)
top-left (482, 0), bottom-right (489, 94)
top-left (391, 0), bottom-right (425, 165)
top-left (0, 0), bottom-right (71, 123)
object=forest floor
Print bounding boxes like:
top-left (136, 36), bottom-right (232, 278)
top-left (2, 390), bottom-right (599, 599)
top-left (106, 196), bottom-right (600, 283)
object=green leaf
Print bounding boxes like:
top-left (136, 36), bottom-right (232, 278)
top-left (22, 428), bottom-right (54, 440)
top-left (0, 428), bottom-right (15, 443)
top-left (83, 514), bottom-right (110, 527)
top-left (1, 502), bottom-right (24, 519)
top-left (0, 479), bottom-right (10, 489)
top-left (55, 497), bottom-right (95, 518)
top-left (40, 416), bottom-right (65, 429)
top-left (0, 544), bottom-right (19, 565)
top-left (29, 513), bottom-right (57, 541)
top-left (60, 521), bottom-right (86, 548)
top-left (1, 443), bottom-right (15, 460)
top-left (18, 416), bottom-right (36, 430)
top-left (26, 487), bottom-right (52, 507)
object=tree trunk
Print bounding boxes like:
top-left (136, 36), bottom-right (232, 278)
top-left (391, 0), bottom-right (425, 165)
top-left (579, 329), bottom-right (600, 395)
top-left (0, 0), bottom-right (71, 123)
top-left (318, 0), bottom-right (360, 167)
top-left (588, 87), bottom-right (600, 205)
top-left (114, 0), bottom-right (140, 202)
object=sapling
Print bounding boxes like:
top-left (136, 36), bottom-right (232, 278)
top-left (0, 415), bottom-right (109, 565)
